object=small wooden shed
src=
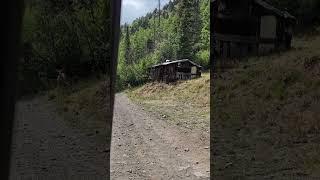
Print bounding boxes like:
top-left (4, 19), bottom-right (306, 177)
top-left (212, 0), bottom-right (296, 58)
top-left (149, 59), bottom-right (202, 82)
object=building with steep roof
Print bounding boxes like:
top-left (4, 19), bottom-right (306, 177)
top-left (212, 0), bottom-right (296, 58)
top-left (149, 59), bottom-right (202, 82)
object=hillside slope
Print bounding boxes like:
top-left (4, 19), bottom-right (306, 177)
top-left (212, 34), bottom-right (320, 178)
top-left (128, 73), bottom-right (210, 131)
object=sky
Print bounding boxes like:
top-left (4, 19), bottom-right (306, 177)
top-left (121, 0), bottom-right (171, 25)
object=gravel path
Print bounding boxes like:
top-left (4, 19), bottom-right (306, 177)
top-left (9, 96), bottom-right (108, 179)
top-left (10, 93), bottom-right (210, 180)
top-left (111, 93), bottom-right (210, 180)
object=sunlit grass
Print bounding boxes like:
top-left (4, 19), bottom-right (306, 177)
top-left (127, 72), bottom-right (210, 131)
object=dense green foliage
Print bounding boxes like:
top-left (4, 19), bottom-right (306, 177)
top-left (20, 0), bottom-right (110, 96)
top-left (117, 0), bottom-right (210, 90)
top-left (176, 0), bottom-right (201, 59)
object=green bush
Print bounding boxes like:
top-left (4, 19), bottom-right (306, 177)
top-left (20, 0), bottom-right (111, 96)
top-left (195, 49), bottom-right (210, 70)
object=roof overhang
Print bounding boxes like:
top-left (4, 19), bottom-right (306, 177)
top-left (151, 59), bottom-right (202, 68)
top-left (254, 0), bottom-right (296, 21)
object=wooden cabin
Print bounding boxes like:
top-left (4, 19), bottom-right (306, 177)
top-left (212, 0), bottom-right (296, 58)
top-left (149, 59), bottom-right (202, 82)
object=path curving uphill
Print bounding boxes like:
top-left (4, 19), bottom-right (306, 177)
top-left (111, 93), bottom-right (210, 179)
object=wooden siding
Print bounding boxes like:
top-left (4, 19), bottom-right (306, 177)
top-left (213, 0), bottom-right (295, 59)
top-left (149, 60), bottom-right (202, 83)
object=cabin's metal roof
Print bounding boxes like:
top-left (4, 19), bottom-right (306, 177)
top-left (254, 0), bottom-right (296, 20)
top-left (151, 59), bottom-right (202, 68)
top-left (212, 0), bottom-right (296, 21)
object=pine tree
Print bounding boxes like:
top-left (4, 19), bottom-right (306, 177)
top-left (176, 0), bottom-right (201, 60)
top-left (158, 0), bottom-right (161, 41)
top-left (158, 0), bottom-right (161, 27)
top-left (193, 0), bottom-right (202, 51)
top-left (200, 0), bottom-right (210, 49)
top-left (167, 0), bottom-right (175, 12)
top-left (124, 24), bottom-right (131, 64)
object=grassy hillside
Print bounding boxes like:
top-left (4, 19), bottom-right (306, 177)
top-left (128, 73), bottom-right (210, 131)
top-left (214, 34), bottom-right (320, 137)
top-left (212, 34), bottom-right (320, 176)
top-left (47, 72), bottom-right (209, 134)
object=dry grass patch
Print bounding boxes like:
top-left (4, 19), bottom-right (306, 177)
top-left (212, 34), bottom-right (320, 175)
top-left (47, 77), bottom-right (110, 137)
top-left (213, 36), bottom-right (320, 134)
top-left (128, 72), bottom-right (210, 131)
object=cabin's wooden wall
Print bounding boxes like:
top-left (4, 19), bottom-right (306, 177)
top-left (260, 15), bottom-right (277, 38)
top-left (213, 0), bottom-right (293, 59)
top-left (150, 61), bottom-right (201, 82)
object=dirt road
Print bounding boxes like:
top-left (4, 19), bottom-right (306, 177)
top-left (9, 96), bottom-right (109, 179)
top-left (111, 93), bottom-right (210, 179)
top-left (9, 93), bottom-right (209, 179)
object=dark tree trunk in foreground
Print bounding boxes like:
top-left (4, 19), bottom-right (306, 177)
top-left (3, 0), bottom-right (24, 178)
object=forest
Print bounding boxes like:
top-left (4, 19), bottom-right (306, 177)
top-left (116, 0), bottom-right (210, 90)
top-left (20, 0), bottom-right (111, 96)
top-left (19, 0), bottom-right (319, 95)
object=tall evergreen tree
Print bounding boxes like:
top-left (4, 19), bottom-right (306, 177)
top-left (193, 0), bottom-right (202, 51)
top-left (124, 24), bottom-right (132, 64)
top-left (200, 0), bottom-right (210, 50)
top-left (176, 0), bottom-right (201, 59)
